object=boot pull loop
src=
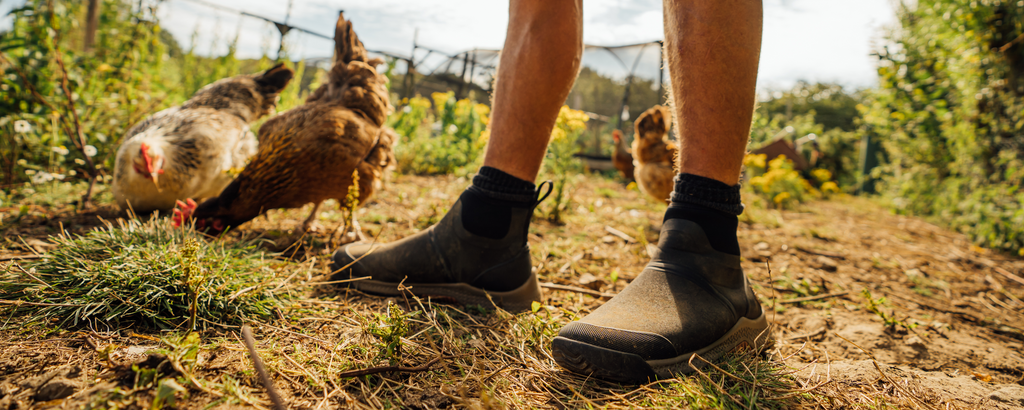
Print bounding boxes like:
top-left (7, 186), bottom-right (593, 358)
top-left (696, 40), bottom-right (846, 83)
top-left (535, 181), bottom-right (554, 205)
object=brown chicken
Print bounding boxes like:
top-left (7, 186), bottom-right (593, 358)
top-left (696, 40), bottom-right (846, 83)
top-left (632, 105), bottom-right (678, 203)
top-left (611, 129), bottom-right (634, 181)
top-left (173, 12), bottom-right (394, 235)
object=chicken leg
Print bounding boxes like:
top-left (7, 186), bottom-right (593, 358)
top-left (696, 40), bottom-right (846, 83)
top-left (300, 201), bottom-right (322, 232)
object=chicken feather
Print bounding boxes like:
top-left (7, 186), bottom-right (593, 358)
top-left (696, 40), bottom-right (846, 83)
top-left (176, 12), bottom-right (395, 235)
top-left (113, 64), bottom-right (294, 213)
top-left (632, 105), bottom-right (679, 203)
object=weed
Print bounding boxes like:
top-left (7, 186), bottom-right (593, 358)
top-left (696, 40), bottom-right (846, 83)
top-left (0, 216), bottom-right (291, 330)
top-left (366, 302), bottom-right (416, 366)
top-left (344, 169), bottom-right (361, 233)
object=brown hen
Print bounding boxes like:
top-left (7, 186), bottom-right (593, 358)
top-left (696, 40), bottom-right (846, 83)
top-left (611, 129), bottom-right (635, 181)
top-left (174, 12), bottom-right (394, 236)
top-left (631, 105), bottom-right (678, 203)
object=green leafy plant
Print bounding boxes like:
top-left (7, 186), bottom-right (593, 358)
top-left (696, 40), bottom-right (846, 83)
top-left (366, 302), bottom-right (416, 366)
top-left (745, 154), bottom-right (816, 208)
top-left (393, 92), bottom-right (490, 175)
top-left (861, 0), bottom-right (1024, 255)
top-left (542, 106), bottom-right (589, 223)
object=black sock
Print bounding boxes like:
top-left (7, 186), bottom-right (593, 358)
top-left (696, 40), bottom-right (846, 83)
top-left (664, 173), bottom-right (742, 255)
top-left (460, 166), bottom-right (536, 239)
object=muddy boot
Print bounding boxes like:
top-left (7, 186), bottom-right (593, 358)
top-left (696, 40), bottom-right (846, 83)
top-left (552, 173), bottom-right (771, 383)
top-left (329, 172), bottom-right (551, 312)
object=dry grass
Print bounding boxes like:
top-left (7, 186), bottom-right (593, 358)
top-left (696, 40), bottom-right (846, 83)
top-left (1, 175), bottom-right (1018, 409)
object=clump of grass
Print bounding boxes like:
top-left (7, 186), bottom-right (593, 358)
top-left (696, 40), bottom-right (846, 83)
top-left (0, 216), bottom-right (290, 330)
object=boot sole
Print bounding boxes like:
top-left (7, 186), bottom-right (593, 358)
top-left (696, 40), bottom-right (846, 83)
top-left (551, 312), bottom-right (771, 383)
top-left (349, 271), bottom-right (542, 312)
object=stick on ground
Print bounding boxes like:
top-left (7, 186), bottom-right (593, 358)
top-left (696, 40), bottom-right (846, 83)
top-left (337, 355), bottom-right (442, 378)
top-left (241, 325), bottom-right (287, 410)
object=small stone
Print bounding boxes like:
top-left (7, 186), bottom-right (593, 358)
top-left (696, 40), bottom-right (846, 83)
top-left (33, 378), bottom-right (78, 402)
top-left (989, 385), bottom-right (1024, 405)
top-left (601, 235), bottom-right (616, 244)
top-left (578, 273), bottom-right (606, 291)
top-left (754, 242), bottom-right (770, 251)
top-left (815, 256), bottom-right (838, 272)
top-left (904, 336), bottom-right (926, 348)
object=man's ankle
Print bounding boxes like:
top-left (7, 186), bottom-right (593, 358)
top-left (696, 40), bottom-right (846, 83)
top-left (461, 167), bottom-right (536, 240)
top-left (663, 173), bottom-right (742, 255)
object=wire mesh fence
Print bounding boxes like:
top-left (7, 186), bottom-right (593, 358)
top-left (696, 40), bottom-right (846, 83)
top-left (153, 0), bottom-right (672, 162)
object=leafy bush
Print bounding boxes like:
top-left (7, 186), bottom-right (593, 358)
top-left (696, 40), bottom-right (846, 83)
top-left (861, 0), bottom-right (1024, 254)
top-left (744, 154), bottom-right (841, 208)
top-left (392, 92), bottom-right (490, 175)
top-left (0, 0), bottom-right (323, 205)
top-left (542, 106), bottom-right (589, 222)
top-left (0, 0), bottom-right (171, 199)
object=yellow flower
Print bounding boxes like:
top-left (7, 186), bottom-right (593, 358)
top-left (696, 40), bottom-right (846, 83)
top-left (773, 192), bottom-right (791, 204)
top-left (811, 168), bottom-right (832, 183)
top-left (821, 181), bottom-right (840, 194)
top-left (431, 92), bottom-right (453, 111)
top-left (550, 127), bottom-right (567, 142)
top-left (743, 153), bottom-right (767, 170)
top-left (767, 155), bottom-right (793, 171)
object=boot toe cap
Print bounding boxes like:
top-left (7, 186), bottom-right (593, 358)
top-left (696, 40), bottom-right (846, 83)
top-left (557, 322), bottom-right (677, 361)
top-left (330, 242), bottom-right (377, 280)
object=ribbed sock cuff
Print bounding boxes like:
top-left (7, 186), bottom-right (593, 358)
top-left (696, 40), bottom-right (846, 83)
top-left (470, 166), bottom-right (536, 204)
top-left (669, 173), bottom-right (744, 216)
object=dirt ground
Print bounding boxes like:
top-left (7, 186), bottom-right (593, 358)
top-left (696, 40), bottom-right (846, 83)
top-left (1, 174), bottom-right (1023, 409)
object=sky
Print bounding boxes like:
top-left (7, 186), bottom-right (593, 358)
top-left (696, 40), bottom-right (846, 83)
top-left (2, 0), bottom-right (898, 91)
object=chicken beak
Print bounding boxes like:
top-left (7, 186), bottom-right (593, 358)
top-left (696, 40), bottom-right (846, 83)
top-left (150, 173), bottom-right (161, 192)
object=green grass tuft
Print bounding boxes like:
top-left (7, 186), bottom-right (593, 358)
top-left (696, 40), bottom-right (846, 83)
top-left (0, 216), bottom-right (290, 330)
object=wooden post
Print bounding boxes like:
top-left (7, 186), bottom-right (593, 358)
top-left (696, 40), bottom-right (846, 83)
top-left (456, 52), bottom-right (470, 99)
top-left (83, 0), bottom-right (100, 52)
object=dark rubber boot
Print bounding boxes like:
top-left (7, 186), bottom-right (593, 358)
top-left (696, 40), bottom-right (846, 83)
top-left (551, 218), bottom-right (771, 383)
top-left (329, 183), bottom-right (552, 312)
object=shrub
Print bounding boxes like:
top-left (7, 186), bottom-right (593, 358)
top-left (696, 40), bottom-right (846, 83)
top-left (745, 154), bottom-right (817, 209)
top-left (392, 92), bottom-right (490, 175)
top-left (542, 106), bottom-right (589, 222)
top-left (862, 0), bottom-right (1024, 254)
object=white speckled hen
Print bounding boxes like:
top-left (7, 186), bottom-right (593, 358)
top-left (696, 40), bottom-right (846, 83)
top-left (112, 64), bottom-right (294, 213)
top-left (173, 12), bottom-right (395, 235)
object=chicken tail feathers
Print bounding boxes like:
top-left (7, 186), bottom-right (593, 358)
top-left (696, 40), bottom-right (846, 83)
top-left (333, 11), bottom-right (368, 66)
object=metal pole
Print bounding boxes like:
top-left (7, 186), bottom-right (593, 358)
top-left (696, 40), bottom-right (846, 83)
top-left (658, 40), bottom-right (664, 101)
top-left (456, 52), bottom-right (470, 99)
top-left (276, 0), bottom-right (294, 60)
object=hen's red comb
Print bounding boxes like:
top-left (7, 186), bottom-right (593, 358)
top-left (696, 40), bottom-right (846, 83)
top-left (172, 198), bottom-right (198, 228)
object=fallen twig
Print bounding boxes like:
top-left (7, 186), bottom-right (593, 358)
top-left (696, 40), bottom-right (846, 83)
top-left (780, 291), bottom-right (849, 304)
top-left (241, 325), bottom-right (287, 410)
top-left (794, 246), bottom-right (846, 260)
top-left (994, 267), bottom-right (1024, 287)
top-left (0, 299), bottom-right (85, 307)
top-left (337, 355), bottom-right (442, 378)
top-left (604, 226), bottom-right (636, 243)
top-left (539, 282), bottom-right (616, 298)
top-left (0, 255), bottom-right (45, 262)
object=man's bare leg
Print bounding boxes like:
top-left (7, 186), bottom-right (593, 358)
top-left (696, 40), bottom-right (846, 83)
top-left (484, 0), bottom-right (583, 181)
top-left (330, 1), bottom-right (582, 311)
top-left (552, 0), bottom-right (767, 384)
top-left (666, 0), bottom-right (762, 183)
